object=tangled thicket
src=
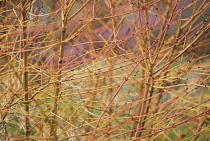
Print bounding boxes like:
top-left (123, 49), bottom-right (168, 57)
top-left (0, 0), bottom-right (209, 140)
